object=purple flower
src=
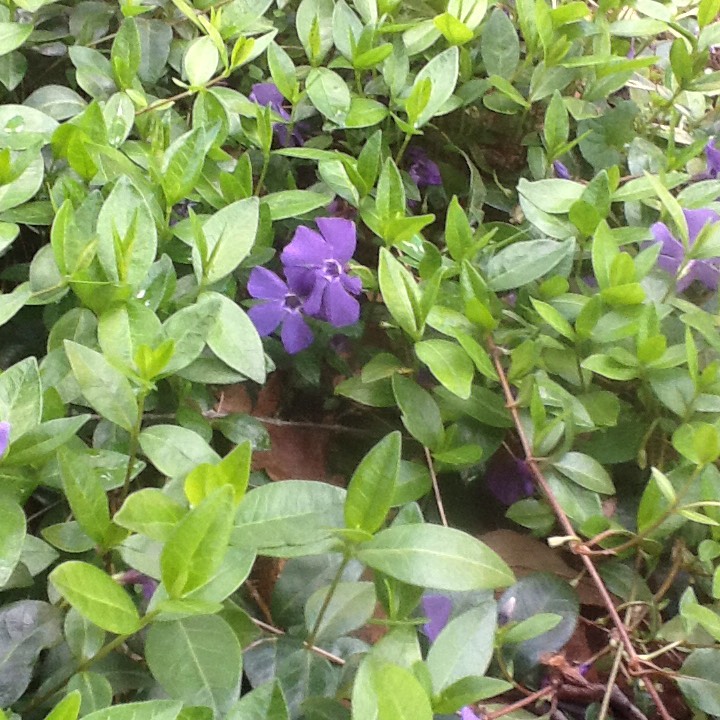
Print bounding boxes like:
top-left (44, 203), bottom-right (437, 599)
top-left (0, 421), bottom-right (9, 459)
top-left (247, 267), bottom-right (314, 354)
top-left (460, 708), bottom-right (481, 720)
top-left (422, 594), bottom-right (453, 642)
top-left (484, 448), bottom-right (534, 506)
top-left (706, 139), bottom-right (720, 178)
top-left (406, 147), bottom-right (442, 188)
top-left (281, 217), bottom-right (362, 328)
top-left (647, 208), bottom-right (720, 292)
top-left (119, 570), bottom-right (157, 601)
top-left (553, 160), bottom-right (571, 180)
top-left (249, 82), bottom-right (303, 147)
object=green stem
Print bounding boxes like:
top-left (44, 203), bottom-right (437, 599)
top-left (27, 612), bottom-right (158, 711)
top-left (120, 392), bottom-right (147, 505)
top-left (394, 132), bottom-right (412, 166)
top-left (255, 155), bottom-right (270, 196)
top-left (306, 556), bottom-right (350, 647)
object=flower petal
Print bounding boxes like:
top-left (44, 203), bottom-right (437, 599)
top-left (248, 301), bottom-right (285, 336)
top-left (685, 208), bottom-right (720, 244)
top-left (706, 139), bottom-right (720, 177)
top-left (680, 260), bottom-right (720, 292)
top-left (650, 221), bottom-right (684, 260)
top-left (281, 226), bottom-right (329, 268)
top-left (316, 217), bottom-right (357, 263)
top-left (280, 312), bottom-right (314, 354)
top-left (248, 267), bottom-right (288, 301)
top-left (0, 421), bottom-right (9, 458)
top-left (341, 273), bottom-right (362, 295)
top-left (249, 83), bottom-right (289, 119)
top-left (421, 594), bottom-right (453, 642)
top-left (324, 280), bottom-right (360, 327)
top-left (303, 277), bottom-right (327, 318)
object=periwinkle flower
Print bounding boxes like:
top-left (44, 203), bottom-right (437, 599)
top-left (484, 448), bottom-right (534, 506)
top-left (119, 570), bottom-right (157, 601)
top-left (247, 267), bottom-right (314, 354)
top-left (553, 160), bottom-right (571, 180)
top-left (249, 82), bottom-right (304, 147)
top-left (705, 138), bottom-right (720, 178)
top-left (406, 146), bottom-right (442, 188)
top-left (648, 208), bottom-right (720, 292)
top-left (281, 217), bottom-right (362, 327)
top-left (0, 421), bottom-right (9, 459)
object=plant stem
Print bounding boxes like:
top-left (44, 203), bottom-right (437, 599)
top-left (306, 555), bottom-right (350, 647)
top-left (119, 392), bottom-right (147, 506)
top-left (395, 132), bottom-right (412, 165)
top-left (255, 155), bottom-right (270, 195)
top-left (486, 336), bottom-right (674, 720)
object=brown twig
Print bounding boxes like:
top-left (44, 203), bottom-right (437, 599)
top-left (248, 616), bottom-right (346, 666)
top-left (424, 446), bottom-right (448, 527)
top-left (479, 686), bottom-right (555, 720)
top-left (486, 336), bottom-right (674, 720)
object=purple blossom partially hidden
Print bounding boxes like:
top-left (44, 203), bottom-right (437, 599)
top-left (249, 82), bottom-right (304, 147)
top-left (281, 218), bottom-right (362, 327)
top-left (422, 594), bottom-right (483, 720)
top-left (248, 267), bottom-right (314, 354)
top-left (406, 146), bottom-right (442, 188)
top-left (553, 160), bottom-right (571, 180)
top-left (422, 594), bottom-right (453, 642)
top-left (647, 208), bottom-right (720, 292)
top-left (706, 138), bottom-right (720, 179)
top-left (119, 570), bottom-right (157, 601)
top-left (0, 421), bottom-right (9, 459)
top-left (484, 449), bottom-right (534, 506)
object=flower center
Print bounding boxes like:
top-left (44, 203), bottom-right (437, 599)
top-left (283, 293), bottom-right (303, 311)
top-left (323, 259), bottom-right (343, 279)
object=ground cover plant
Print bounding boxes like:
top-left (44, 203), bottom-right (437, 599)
top-left (7, 0), bottom-right (720, 718)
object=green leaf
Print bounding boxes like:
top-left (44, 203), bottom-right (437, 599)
top-left (183, 36), bottom-right (218, 87)
top-left (0, 600), bottom-right (62, 707)
top-left (486, 238), bottom-right (576, 291)
top-left (49, 561), bottom-right (141, 634)
top-left (66, 671), bottom-right (112, 716)
top-left (139, 424), bottom-right (219, 478)
top-left (434, 13), bottom-right (474, 45)
top-left (306, 67), bottom-right (351, 123)
top-left (344, 432), bottom-right (401, 535)
top-left (233, 480), bottom-right (345, 554)
top-left (114, 488), bottom-right (186, 542)
top-left (378, 249), bottom-right (420, 338)
top-left (481, 8), bottom-right (520, 78)
top-left (146, 615), bottom-right (242, 714)
top-left (44, 691), bottom-right (82, 720)
top-left (184, 441), bottom-right (252, 508)
top-left (161, 128), bottom-right (214, 208)
top-left (305, 581), bottom-right (376, 643)
top-left (202, 292), bottom-right (265, 384)
top-left (0, 501), bottom-right (25, 586)
top-left (65, 341), bottom-right (138, 432)
top-left (392, 374), bottom-right (445, 449)
top-left (0, 23), bottom-right (32, 57)
top-left (225, 681), bottom-right (288, 720)
top-left (59, 449), bottom-right (113, 546)
top-left (357, 524), bottom-right (514, 591)
top-left (96, 176), bottom-right (157, 287)
top-left (262, 189), bottom-right (335, 220)
top-left (444, 196), bottom-right (474, 262)
top-left (372, 663), bottom-right (432, 720)
top-left (81, 701), bottom-right (183, 720)
top-left (543, 91), bottom-right (569, 153)
top-left (552, 451), bottom-right (614, 494)
top-left (161, 486), bottom-right (234, 598)
top-left (415, 340), bottom-right (474, 399)
top-left (411, 47), bottom-right (459, 127)
top-left (196, 197), bottom-right (258, 284)
top-left (426, 602), bottom-right (496, 693)
top-left (111, 18), bottom-right (141, 89)
top-left (678, 650), bottom-right (720, 716)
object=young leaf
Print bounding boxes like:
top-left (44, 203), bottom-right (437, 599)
top-left (344, 431), bottom-right (401, 534)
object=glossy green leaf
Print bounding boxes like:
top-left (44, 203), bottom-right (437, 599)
top-left (49, 561), bottom-right (141, 634)
top-left (415, 340), bottom-right (474, 399)
top-left (357, 524), bottom-right (514, 591)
